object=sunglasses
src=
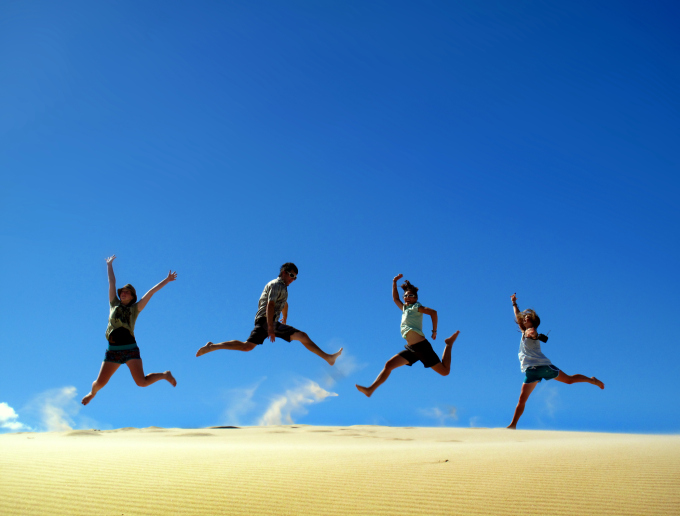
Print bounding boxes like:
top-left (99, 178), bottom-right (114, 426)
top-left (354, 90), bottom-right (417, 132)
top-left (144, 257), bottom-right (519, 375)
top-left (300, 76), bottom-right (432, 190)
top-left (287, 271), bottom-right (297, 279)
top-left (404, 293), bottom-right (416, 298)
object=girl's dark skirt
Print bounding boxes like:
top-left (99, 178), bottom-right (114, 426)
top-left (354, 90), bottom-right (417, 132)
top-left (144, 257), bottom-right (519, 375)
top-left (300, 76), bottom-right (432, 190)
top-left (104, 343), bottom-right (141, 364)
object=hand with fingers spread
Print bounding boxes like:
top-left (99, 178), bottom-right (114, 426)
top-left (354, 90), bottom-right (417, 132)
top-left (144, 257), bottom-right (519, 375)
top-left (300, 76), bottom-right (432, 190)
top-left (166, 270), bottom-right (178, 282)
top-left (106, 255), bottom-right (116, 265)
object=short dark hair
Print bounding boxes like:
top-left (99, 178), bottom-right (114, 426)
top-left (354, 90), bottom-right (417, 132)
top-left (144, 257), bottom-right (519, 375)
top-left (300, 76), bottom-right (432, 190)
top-left (279, 262), bottom-right (298, 276)
top-left (400, 280), bottom-right (419, 298)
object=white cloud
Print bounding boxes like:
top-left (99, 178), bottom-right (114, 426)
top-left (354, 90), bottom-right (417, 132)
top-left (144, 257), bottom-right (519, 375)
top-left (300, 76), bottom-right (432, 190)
top-left (0, 402), bottom-right (30, 432)
top-left (222, 378), bottom-right (265, 426)
top-left (322, 351), bottom-right (364, 388)
top-left (469, 416), bottom-right (481, 427)
top-left (3, 387), bottom-right (101, 433)
top-left (28, 386), bottom-right (80, 431)
top-left (258, 380), bottom-right (338, 426)
top-left (419, 405), bottom-right (458, 426)
top-left (536, 382), bottom-right (560, 418)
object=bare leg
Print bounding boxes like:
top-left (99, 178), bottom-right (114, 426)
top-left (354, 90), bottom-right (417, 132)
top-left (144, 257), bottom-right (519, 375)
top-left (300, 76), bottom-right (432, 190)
top-left (126, 359), bottom-right (177, 388)
top-left (196, 340), bottom-right (257, 357)
top-left (507, 381), bottom-right (538, 429)
top-left (431, 330), bottom-right (459, 376)
top-left (356, 355), bottom-right (409, 397)
top-left (555, 370), bottom-right (604, 389)
top-left (82, 362), bottom-right (121, 406)
top-left (290, 331), bottom-right (342, 365)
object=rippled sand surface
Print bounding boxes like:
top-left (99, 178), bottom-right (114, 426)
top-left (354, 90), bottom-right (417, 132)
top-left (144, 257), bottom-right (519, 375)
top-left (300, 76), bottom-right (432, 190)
top-left (1, 426), bottom-right (678, 515)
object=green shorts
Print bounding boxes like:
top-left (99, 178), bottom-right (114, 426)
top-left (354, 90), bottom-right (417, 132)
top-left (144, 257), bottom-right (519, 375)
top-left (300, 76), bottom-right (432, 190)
top-left (524, 364), bottom-right (560, 384)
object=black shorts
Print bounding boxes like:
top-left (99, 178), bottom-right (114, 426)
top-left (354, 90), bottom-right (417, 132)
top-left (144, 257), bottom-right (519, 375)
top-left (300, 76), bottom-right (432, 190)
top-left (399, 339), bottom-right (441, 368)
top-left (247, 318), bottom-right (300, 345)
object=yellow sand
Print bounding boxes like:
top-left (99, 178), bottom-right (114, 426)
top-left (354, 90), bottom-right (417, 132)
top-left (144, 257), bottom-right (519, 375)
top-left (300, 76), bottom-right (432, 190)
top-left (1, 426), bottom-right (678, 516)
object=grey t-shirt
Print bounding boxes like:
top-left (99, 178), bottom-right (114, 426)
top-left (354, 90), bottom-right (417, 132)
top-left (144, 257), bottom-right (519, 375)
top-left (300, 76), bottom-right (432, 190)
top-left (254, 278), bottom-right (288, 322)
top-left (518, 334), bottom-right (552, 372)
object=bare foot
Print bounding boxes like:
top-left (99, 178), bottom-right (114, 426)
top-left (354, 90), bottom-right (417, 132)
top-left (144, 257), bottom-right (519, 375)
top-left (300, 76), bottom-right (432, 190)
top-left (81, 392), bottom-right (95, 406)
top-left (445, 331), bottom-right (460, 346)
top-left (196, 342), bottom-right (214, 357)
top-left (592, 377), bottom-right (604, 389)
top-left (165, 371), bottom-right (177, 387)
top-left (327, 348), bottom-right (343, 366)
top-left (355, 384), bottom-right (372, 397)
top-left (506, 424), bottom-right (516, 430)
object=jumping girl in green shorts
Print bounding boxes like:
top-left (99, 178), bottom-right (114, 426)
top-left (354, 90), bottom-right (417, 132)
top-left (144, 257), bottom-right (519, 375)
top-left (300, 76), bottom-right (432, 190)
top-left (507, 293), bottom-right (604, 429)
top-left (81, 255), bottom-right (178, 406)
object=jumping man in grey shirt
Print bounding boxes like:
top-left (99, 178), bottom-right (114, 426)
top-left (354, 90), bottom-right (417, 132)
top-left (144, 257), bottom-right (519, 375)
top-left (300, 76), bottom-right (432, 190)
top-left (196, 263), bottom-right (342, 365)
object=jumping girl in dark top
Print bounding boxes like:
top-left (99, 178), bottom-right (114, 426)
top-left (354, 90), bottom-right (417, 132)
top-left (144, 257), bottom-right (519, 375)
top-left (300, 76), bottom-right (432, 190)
top-left (355, 274), bottom-right (460, 397)
top-left (507, 293), bottom-right (604, 429)
top-left (81, 255), bottom-right (178, 406)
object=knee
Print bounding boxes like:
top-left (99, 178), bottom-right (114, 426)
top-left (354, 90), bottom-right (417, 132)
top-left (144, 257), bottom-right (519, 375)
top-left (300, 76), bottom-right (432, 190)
top-left (93, 378), bottom-right (107, 388)
top-left (439, 368), bottom-right (450, 377)
top-left (296, 332), bottom-right (309, 341)
top-left (134, 377), bottom-right (148, 387)
top-left (243, 342), bottom-right (256, 352)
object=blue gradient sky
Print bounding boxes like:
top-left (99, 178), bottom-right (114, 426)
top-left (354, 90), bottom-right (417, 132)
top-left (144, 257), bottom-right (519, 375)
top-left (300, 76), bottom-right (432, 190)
top-left (1, 0), bottom-right (678, 433)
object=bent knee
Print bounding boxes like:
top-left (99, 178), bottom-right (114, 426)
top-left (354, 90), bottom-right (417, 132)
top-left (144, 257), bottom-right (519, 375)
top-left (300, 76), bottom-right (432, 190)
top-left (243, 342), bottom-right (257, 351)
top-left (134, 378), bottom-right (148, 387)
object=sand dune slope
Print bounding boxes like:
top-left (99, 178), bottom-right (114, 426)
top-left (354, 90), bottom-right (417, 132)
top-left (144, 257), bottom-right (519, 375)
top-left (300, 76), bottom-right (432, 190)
top-left (1, 426), bottom-right (678, 516)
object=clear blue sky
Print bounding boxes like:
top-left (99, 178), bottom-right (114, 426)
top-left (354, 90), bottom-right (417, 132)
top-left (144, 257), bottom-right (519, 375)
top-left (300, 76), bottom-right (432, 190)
top-left (1, 0), bottom-right (678, 433)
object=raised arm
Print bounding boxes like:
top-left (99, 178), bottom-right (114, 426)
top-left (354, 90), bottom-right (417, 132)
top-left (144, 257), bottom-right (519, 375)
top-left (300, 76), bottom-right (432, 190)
top-left (107, 255), bottom-right (117, 303)
top-left (418, 306), bottom-right (438, 340)
top-left (392, 274), bottom-right (404, 310)
top-left (137, 270), bottom-right (178, 312)
top-left (511, 293), bottom-right (526, 331)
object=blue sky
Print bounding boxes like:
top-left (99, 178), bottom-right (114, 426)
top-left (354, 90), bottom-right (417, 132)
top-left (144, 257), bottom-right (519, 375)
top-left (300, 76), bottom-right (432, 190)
top-left (1, 0), bottom-right (678, 434)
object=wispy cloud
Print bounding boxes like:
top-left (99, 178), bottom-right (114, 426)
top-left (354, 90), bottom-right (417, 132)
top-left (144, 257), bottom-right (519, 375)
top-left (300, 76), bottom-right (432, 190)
top-left (26, 386), bottom-right (81, 431)
top-left (419, 405), bottom-right (458, 426)
top-left (322, 350), bottom-right (364, 388)
top-left (258, 380), bottom-right (338, 426)
top-left (469, 416), bottom-right (481, 427)
top-left (0, 402), bottom-right (30, 432)
top-left (537, 383), bottom-right (560, 418)
top-left (222, 378), bottom-right (265, 426)
top-left (3, 387), bottom-right (101, 433)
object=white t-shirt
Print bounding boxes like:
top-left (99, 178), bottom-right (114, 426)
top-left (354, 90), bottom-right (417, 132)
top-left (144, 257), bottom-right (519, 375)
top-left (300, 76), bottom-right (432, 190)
top-left (518, 334), bottom-right (552, 372)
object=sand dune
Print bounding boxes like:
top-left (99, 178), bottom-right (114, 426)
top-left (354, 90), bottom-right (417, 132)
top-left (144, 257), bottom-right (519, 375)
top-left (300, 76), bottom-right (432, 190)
top-left (1, 426), bottom-right (678, 515)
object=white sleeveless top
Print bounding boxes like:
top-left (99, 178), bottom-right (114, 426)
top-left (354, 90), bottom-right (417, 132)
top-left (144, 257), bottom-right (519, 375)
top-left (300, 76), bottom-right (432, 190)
top-left (518, 334), bottom-right (552, 372)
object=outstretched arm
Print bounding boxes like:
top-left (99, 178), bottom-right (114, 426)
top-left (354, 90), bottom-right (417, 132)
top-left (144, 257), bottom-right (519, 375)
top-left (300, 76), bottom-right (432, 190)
top-left (392, 274), bottom-right (404, 310)
top-left (418, 306), bottom-right (438, 340)
top-left (511, 293), bottom-right (525, 331)
top-left (137, 270), bottom-right (178, 312)
top-left (107, 255), bottom-right (117, 303)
